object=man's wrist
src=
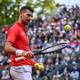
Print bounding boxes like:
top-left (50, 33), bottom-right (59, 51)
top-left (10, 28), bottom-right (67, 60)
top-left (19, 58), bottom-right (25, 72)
top-left (16, 49), bottom-right (24, 56)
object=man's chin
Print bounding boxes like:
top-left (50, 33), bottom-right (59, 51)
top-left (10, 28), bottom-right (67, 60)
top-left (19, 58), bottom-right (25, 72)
top-left (25, 23), bottom-right (28, 25)
top-left (25, 21), bottom-right (30, 25)
top-left (23, 22), bottom-right (28, 25)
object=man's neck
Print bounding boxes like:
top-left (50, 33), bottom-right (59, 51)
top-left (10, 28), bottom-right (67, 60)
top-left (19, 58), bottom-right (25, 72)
top-left (18, 17), bottom-right (23, 24)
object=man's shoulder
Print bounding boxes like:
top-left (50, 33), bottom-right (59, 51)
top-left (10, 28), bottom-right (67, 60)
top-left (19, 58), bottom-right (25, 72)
top-left (9, 22), bottom-right (19, 30)
top-left (7, 24), bottom-right (20, 34)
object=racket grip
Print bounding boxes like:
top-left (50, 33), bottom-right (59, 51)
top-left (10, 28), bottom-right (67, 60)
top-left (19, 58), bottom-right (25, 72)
top-left (15, 57), bottom-right (25, 61)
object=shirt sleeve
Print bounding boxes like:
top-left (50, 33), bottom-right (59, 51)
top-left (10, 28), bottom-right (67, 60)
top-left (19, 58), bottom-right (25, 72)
top-left (6, 27), bottom-right (19, 44)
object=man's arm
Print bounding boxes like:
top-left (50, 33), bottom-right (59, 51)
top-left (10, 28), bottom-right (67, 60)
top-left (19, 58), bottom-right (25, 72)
top-left (4, 41), bottom-right (17, 55)
top-left (4, 41), bottom-right (34, 58)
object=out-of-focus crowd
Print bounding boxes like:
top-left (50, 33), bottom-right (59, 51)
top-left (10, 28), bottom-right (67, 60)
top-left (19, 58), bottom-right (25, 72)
top-left (0, 5), bottom-right (80, 80)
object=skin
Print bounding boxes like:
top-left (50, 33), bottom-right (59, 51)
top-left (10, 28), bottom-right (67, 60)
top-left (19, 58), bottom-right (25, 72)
top-left (4, 9), bottom-right (33, 58)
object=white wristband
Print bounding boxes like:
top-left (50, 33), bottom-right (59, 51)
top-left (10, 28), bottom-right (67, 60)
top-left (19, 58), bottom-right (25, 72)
top-left (16, 49), bottom-right (24, 56)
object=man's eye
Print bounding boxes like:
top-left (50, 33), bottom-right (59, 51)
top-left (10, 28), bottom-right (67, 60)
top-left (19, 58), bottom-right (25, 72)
top-left (27, 14), bottom-right (32, 17)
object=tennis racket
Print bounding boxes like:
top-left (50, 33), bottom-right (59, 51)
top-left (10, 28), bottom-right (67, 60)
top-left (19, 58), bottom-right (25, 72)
top-left (15, 43), bottom-right (67, 61)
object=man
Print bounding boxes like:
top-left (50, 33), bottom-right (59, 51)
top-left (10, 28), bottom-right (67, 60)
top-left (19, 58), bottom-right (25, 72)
top-left (4, 6), bottom-right (44, 80)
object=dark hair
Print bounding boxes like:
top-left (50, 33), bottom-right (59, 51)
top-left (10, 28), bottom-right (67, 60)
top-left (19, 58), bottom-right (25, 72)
top-left (20, 6), bottom-right (33, 13)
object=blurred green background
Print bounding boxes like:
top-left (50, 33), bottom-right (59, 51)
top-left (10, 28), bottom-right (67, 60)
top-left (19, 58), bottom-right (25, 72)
top-left (0, 0), bottom-right (58, 28)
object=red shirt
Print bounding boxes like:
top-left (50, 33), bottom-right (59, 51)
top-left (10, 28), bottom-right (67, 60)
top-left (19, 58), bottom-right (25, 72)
top-left (7, 22), bottom-right (37, 66)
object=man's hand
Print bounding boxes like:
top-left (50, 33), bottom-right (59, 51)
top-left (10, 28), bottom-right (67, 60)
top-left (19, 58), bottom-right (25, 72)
top-left (34, 63), bottom-right (44, 71)
top-left (22, 51), bottom-right (34, 58)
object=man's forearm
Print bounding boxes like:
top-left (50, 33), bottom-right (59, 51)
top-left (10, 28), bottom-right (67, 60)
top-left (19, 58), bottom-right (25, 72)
top-left (4, 42), bottom-right (17, 55)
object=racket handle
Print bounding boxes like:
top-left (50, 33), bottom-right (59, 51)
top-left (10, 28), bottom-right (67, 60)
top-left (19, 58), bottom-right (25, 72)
top-left (15, 52), bottom-right (37, 61)
top-left (15, 57), bottom-right (25, 61)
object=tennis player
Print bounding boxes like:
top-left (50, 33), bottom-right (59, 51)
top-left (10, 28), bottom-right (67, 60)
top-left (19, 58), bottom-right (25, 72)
top-left (4, 6), bottom-right (43, 80)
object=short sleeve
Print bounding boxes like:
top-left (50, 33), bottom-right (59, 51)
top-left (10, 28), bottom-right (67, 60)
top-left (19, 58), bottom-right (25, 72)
top-left (6, 27), bottom-right (19, 43)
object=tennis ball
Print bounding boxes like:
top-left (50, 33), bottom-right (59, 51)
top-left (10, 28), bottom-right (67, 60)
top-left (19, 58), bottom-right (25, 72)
top-left (64, 25), bottom-right (71, 31)
top-left (38, 64), bottom-right (44, 70)
top-left (35, 63), bottom-right (44, 71)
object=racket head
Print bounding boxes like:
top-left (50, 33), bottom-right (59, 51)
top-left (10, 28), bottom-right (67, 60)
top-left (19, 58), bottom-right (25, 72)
top-left (33, 43), bottom-right (67, 55)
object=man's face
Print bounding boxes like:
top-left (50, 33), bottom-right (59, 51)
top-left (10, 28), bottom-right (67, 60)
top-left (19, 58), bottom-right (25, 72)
top-left (20, 9), bottom-right (33, 25)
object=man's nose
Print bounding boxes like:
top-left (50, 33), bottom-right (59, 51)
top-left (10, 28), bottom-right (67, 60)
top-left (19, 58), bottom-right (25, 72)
top-left (30, 16), bottom-right (33, 20)
top-left (29, 17), bottom-right (33, 22)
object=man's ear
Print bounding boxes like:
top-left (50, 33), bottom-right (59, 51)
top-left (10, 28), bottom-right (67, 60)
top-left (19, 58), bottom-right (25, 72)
top-left (20, 13), bottom-right (23, 17)
top-left (20, 14), bottom-right (22, 17)
top-left (20, 11), bottom-right (23, 17)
